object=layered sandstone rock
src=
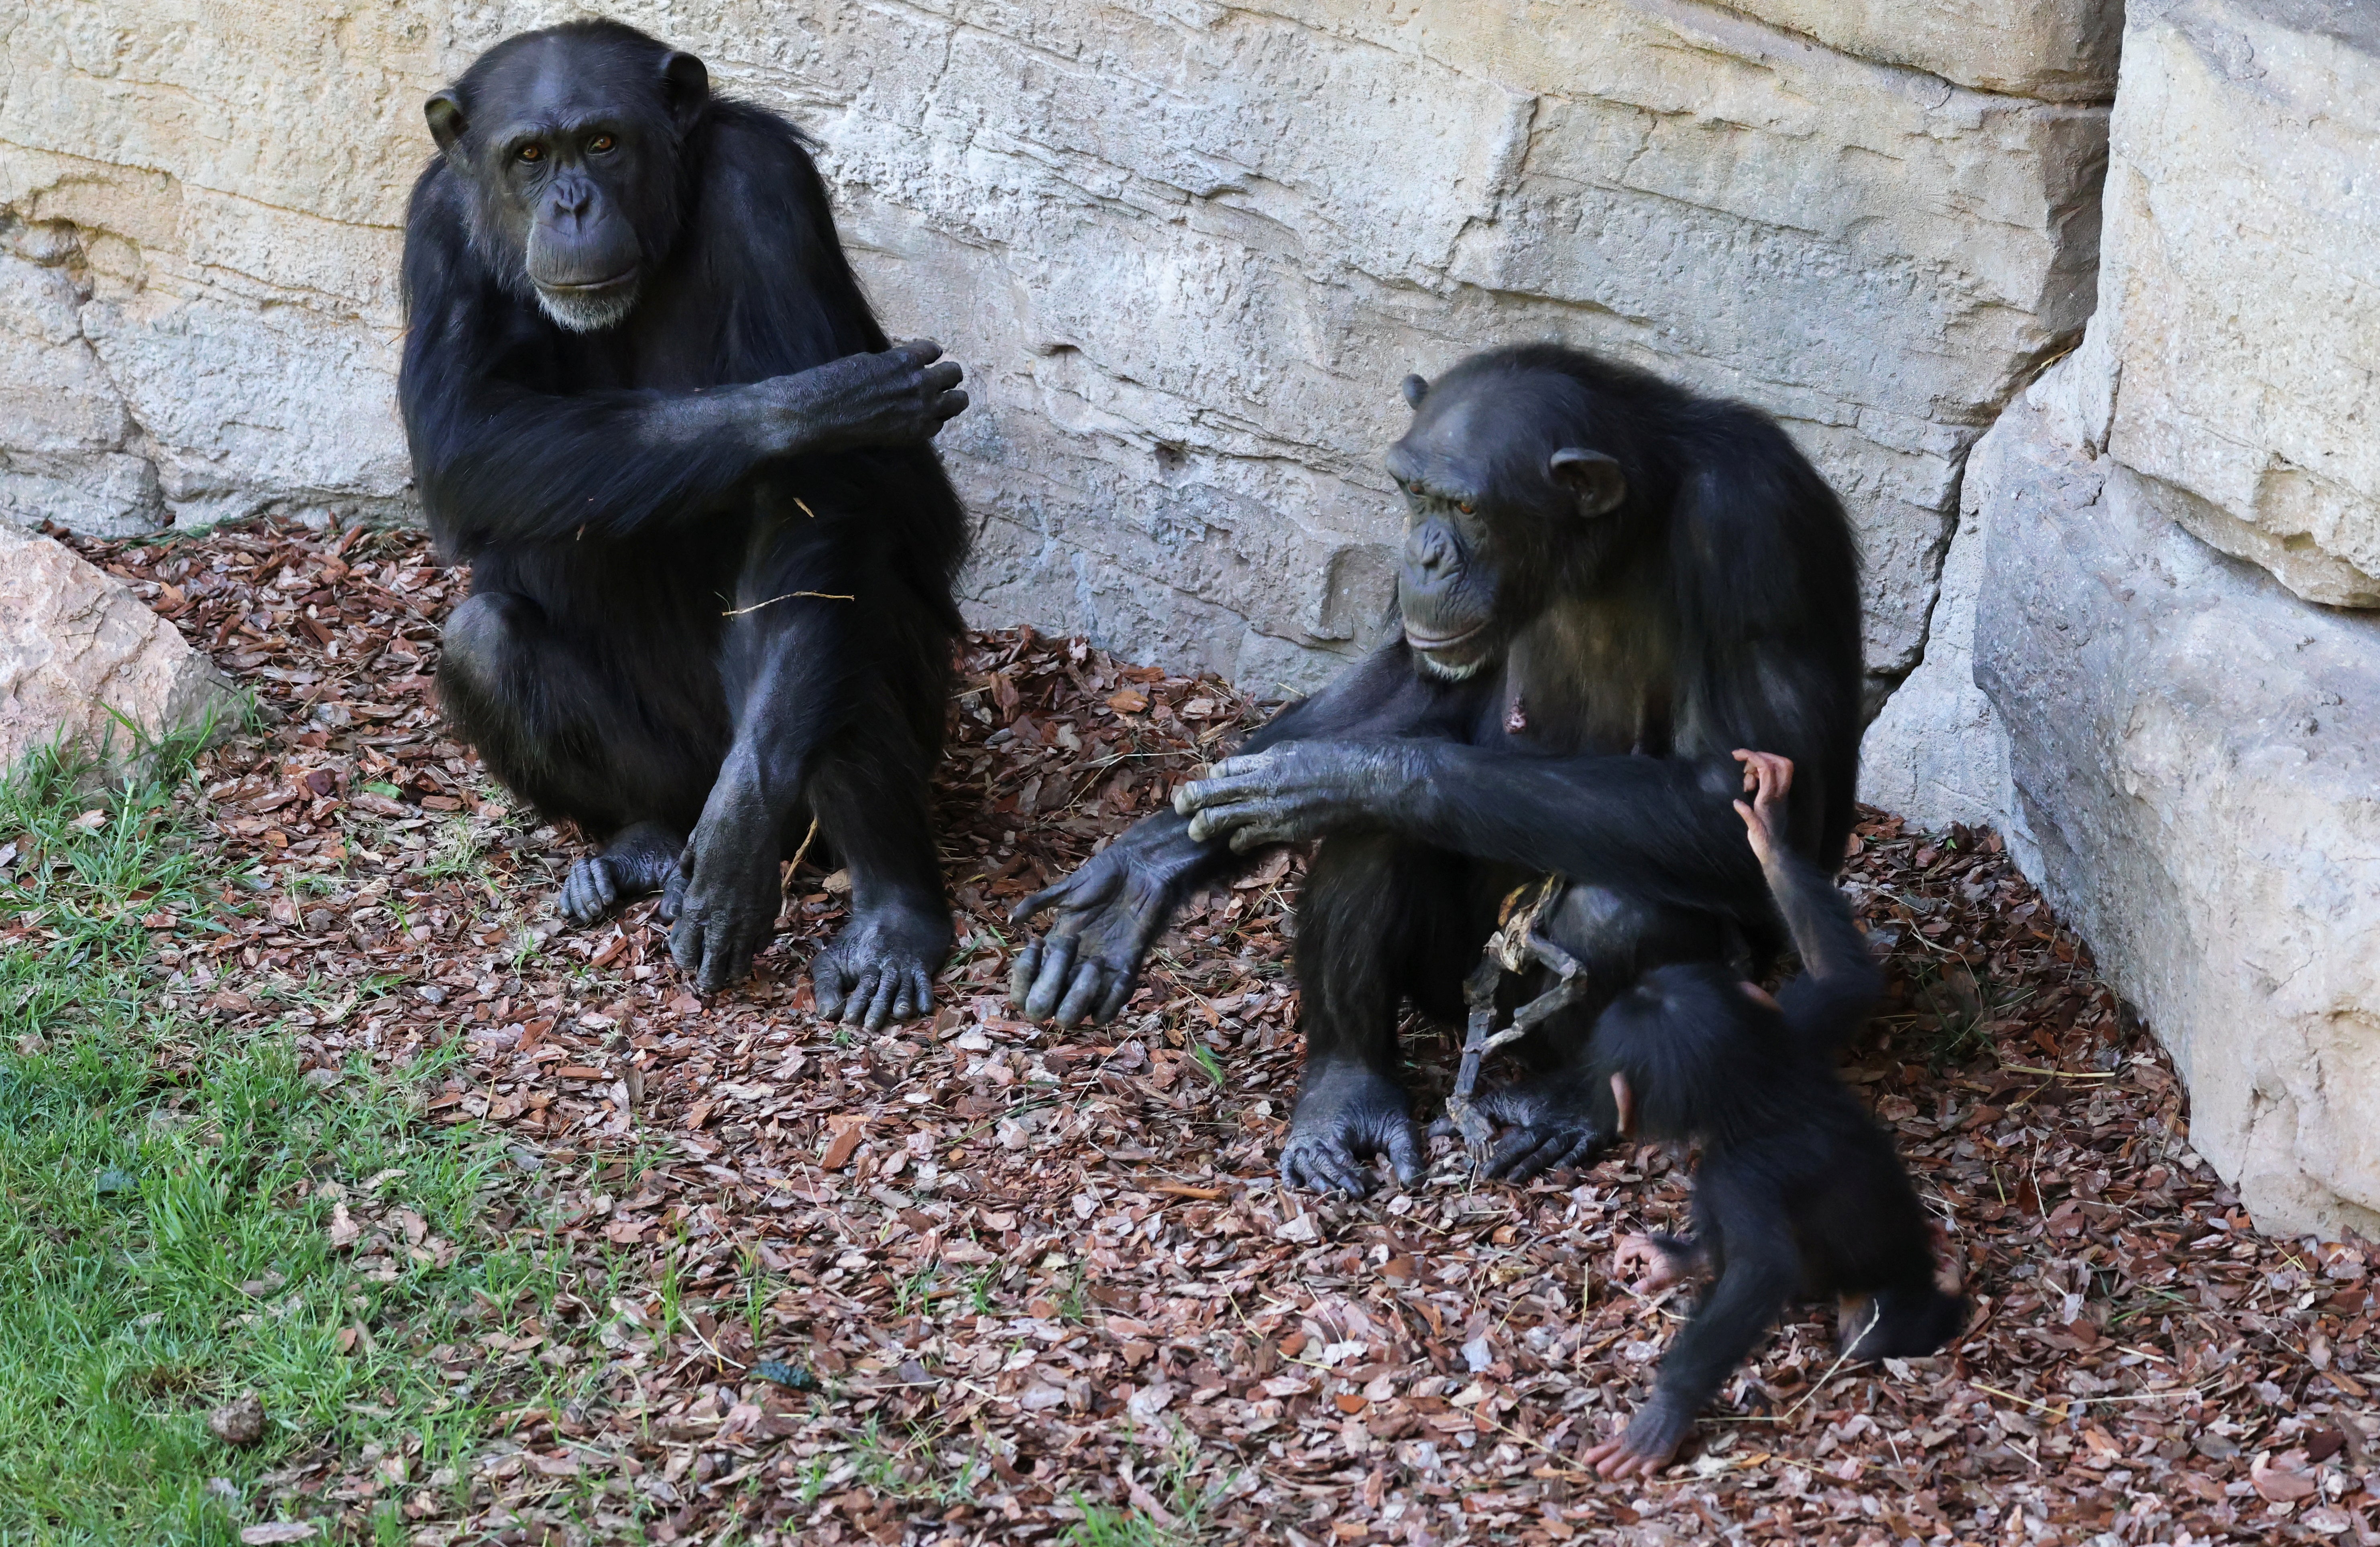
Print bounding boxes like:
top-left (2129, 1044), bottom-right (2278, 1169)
top-left (2078, 0), bottom-right (2380, 608)
top-left (1973, 390), bottom-right (2380, 1239)
top-left (1, 0), bottom-right (2113, 691)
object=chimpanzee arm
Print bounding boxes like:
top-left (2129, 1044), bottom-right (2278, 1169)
top-left (1735, 749), bottom-right (1879, 1050)
top-left (1179, 740), bottom-right (1766, 919)
top-left (1586, 1181), bottom-right (1798, 1476)
top-left (659, 520), bottom-right (861, 993)
top-left (1010, 642), bottom-right (1466, 1023)
top-left (1174, 648), bottom-right (1845, 925)
top-left (398, 175), bottom-right (963, 555)
top-left (1763, 844), bottom-right (1879, 1051)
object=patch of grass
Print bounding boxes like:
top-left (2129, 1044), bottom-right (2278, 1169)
top-left (0, 735), bottom-right (575, 1543)
top-left (1063, 1436), bottom-right (1229, 1545)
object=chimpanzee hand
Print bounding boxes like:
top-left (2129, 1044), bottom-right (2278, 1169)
top-left (1009, 821), bottom-right (1204, 1024)
top-left (813, 900), bottom-right (949, 1032)
top-left (663, 806), bottom-right (783, 994)
top-left (1465, 1071), bottom-right (1613, 1181)
top-left (1279, 1061), bottom-right (1422, 1195)
top-left (1173, 741), bottom-right (1430, 852)
top-left (1730, 748), bottom-right (1794, 866)
top-left (751, 339), bottom-right (968, 458)
top-left (1580, 1394), bottom-right (1694, 1478)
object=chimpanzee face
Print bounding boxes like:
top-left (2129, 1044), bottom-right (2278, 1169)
top-left (1384, 369), bottom-right (1632, 681)
top-left (426, 37), bottom-right (709, 333)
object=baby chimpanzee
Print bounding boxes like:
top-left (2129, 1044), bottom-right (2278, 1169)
top-left (1576, 750), bottom-right (1967, 1478)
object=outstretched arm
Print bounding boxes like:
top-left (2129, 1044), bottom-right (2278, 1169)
top-left (1009, 642), bottom-right (1467, 1023)
top-left (1173, 639), bottom-right (1851, 926)
top-left (1733, 750), bottom-right (1879, 1048)
top-left (1177, 739), bottom-right (1770, 921)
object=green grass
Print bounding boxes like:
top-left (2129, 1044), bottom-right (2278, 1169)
top-left (0, 734), bottom-right (576, 1544)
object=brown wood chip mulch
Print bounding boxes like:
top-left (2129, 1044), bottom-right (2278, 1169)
top-left (48, 518), bottom-right (2378, 1545)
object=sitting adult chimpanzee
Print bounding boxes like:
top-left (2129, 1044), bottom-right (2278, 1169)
top-left (1010, 344), bottom-right (1863, 1191)
top-left (1577, 750), bottom-right (1965, 1478)
top-left (400, 22), bottom-right (971, 1025)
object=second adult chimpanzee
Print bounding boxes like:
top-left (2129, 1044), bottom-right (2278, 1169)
top-left (1011, 344), bottom-right (1863, 1190)
top-left (1576, 750), bottom-right (1965, 1478)
top-left (401, 22), bottom-right (971, 1024)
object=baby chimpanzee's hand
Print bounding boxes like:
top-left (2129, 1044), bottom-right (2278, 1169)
top-left (1729, 748), bottom-right (1794, 864)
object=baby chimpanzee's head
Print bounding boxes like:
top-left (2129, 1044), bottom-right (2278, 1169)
top-left (1591, 963), bottom-right (1796, 1146)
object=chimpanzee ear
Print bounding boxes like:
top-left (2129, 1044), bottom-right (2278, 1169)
top-left (425, 92), bottom-right (470, 162)
top-left (662, 51), bottom-right (711, 136)
top-left (1549, 447), bottom-right (1627, 517)
top-left (1401, 374), bottom-right (1430, 410)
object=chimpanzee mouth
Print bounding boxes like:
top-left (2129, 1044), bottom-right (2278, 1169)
top-left (540, 269), bottom-right (639, 293)
top-left (1404, 622), bottom-right (1493, 681)
top-left (534, 271), bottom-right (641, 333)
top-left (1403, 621), bottom-right (1487, 653)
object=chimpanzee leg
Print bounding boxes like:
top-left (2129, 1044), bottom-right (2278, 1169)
top-left (1474, 883), bottom-right (1733, 1181)
top-left (438, 589), bottom-right (722, 922)
top-left (804, 697), bottom-right (954, 1031)
top-left (1281, 833), bottom-right (1477, 1194)
top-left (663, 501), bottom-right (957, 1001)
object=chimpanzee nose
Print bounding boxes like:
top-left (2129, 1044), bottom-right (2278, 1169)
top-left (1406, 521), bottom-right (1458, 579)
top-left (550, 179), bottom-right (594, 225)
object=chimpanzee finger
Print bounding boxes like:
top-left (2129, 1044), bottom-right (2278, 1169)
top-left (839, 969), bottom-right (882, 1025)
top-left (1095, 970), bottom-right (1136, 1025)
top-left (1008, 874), bottom-right (1082, 925)
top-left (669, 915), bottom-right (702, 974)
top-left (900, 968), bottom-right (933, 1022)
top-left (931, 388), bottom-right (969, 423)
top-left (1008, 939), bottom-right (1043, 1009)
top-left (895, 338), bottom-right (945, 366)
top-left (1022, 934), bottom-right (1085, 1020)
top-left (1383, 1122), bottom-right (1423, 1187)
top-left (863, 970), bottom-right (902, 1032)
top-left (922, 360), bottom-right (963, 393)
top-left (1483, 1128), bottom-right (1563, 1181)
top-left (1053, 964), bottom-right (1108, 1026)
top-left (1283, 1142), bottom-right (1370, 1196)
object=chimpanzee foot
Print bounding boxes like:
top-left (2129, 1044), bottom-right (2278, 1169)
top-left (812, 899), bottom-right (952, 1032)
top-left (1471, 1077), bottom-right (1612, 1182)
top-left (1280, 1062), bottom-right (1422, 1196)
top-left (1580, 1394), bottom-right (1694, 1479)
top-left (560, 821), bottom-right (686, 923)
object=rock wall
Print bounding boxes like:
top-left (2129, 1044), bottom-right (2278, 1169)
top-left (1867, 0), bottom-right (2380, 1234)
top-left (1974, 392), bottom-right (2380, 1241)
top-left (0, 0), bottom-right (2112, 693)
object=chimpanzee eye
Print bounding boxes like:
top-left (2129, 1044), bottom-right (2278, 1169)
top-left (517, 143), bottom-right (544, 163)
top-left (587, 134), bottom-right (616, 153)
top-left (1408, 481), bottom-right (1424, 495)
top-left (1458, 502), bottom-right (1475, 514)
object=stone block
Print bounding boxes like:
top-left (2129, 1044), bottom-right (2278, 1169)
top-left (0, 524), bottom-right (234, 770)
top-left (2074, 0), bottom-right (2380, 607)
top-left (1729, 0), bottom-right (2120, 100)
top-left (1974, 387), bottom-right (2380, 1238)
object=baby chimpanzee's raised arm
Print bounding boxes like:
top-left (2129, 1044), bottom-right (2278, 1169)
top-left (1732, 750), bottom-right (1879, 1055)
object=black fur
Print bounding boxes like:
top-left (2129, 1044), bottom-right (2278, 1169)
top-left (1578, 970), bottom-right (1961, 1468)
top-left (400, 21), bottom-right (970, 1022)
top-left (1014, 344), bottom-right (1866, 1191)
